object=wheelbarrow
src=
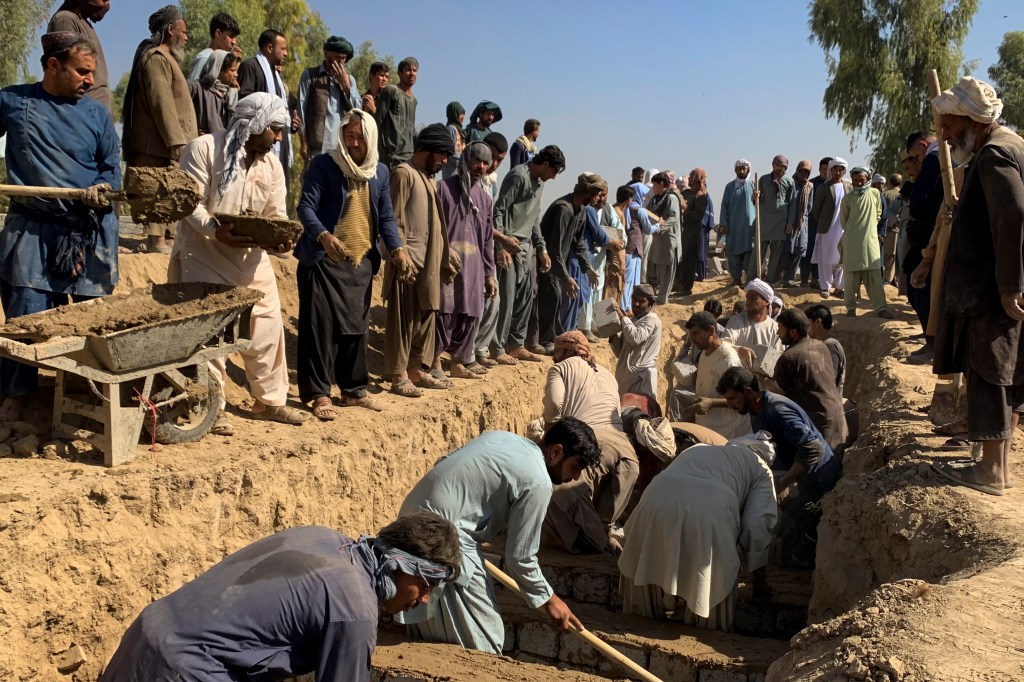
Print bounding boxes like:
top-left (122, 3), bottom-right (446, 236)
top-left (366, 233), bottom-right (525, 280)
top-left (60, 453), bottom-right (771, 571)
top-left (0, 283), bottom-right (262, 466)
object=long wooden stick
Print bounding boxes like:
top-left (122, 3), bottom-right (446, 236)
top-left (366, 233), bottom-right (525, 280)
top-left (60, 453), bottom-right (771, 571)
top-left (753, 172), bottom-right (762, 279)
top-left (484, 559), bottom-right (664, 682)
top-left (927, 70), bottom-right (958, 205)
top-left (0, 184), bottom-right (127, 202)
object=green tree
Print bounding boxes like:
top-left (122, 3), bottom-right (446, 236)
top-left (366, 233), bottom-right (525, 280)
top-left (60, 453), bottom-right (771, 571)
top-left (0, 0), bottom-right (54, 86)
top-left (348, 40), bottom-right (396, 94)
top-left (109, 71), bottom-right (130, 123)
top-left (989, 31), bottom-right (1024, 130)
top-left (808, 0), bottom-right (979, 169)
top-left (179, 0), bottom-right (265, 74)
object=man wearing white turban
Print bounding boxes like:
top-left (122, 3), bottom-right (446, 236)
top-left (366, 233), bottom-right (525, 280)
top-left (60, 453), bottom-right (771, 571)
top-left (931, 78), bottom-right (1024, 497)
top-left (171, 93), bottom-right (306, 433)
top-left (722, 278), bottom-right (782, 365)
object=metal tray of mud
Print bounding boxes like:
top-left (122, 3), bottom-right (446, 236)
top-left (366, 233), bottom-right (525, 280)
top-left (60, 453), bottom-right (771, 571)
top-left (0, 283), bottom-right (263, 373)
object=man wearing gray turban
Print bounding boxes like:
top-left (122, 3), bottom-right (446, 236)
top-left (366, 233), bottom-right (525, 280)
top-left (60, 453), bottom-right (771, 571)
top-left (931, 78), bottom-right (1024, 497)
top-left (430, 142), bottom-right (498, 381)
top-left (123, 4), bottom-right (197, 254)
top-left (298, 35), bottom-right (362, 159)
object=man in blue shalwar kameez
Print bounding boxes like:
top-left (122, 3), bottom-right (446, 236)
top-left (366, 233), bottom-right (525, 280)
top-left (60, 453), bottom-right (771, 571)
top-left (0, 33), bottom-right (120, 420)
top-left (719, 159), bottom-right (757, 286)
top-left (397, 419), bottom-right (602, 654)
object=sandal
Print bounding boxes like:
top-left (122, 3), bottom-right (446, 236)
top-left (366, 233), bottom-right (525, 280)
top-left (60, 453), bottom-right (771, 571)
top-left (311, 397), bottom-right (337, 422)
top-left (450, 363), bottom-right (482, 380)
top-left (478, 357), bottom-right (498, 368)
top-left (251, 403), bottom-right (308, 425)
top-left (390, 379), bottom-right (423, 398)
top-left (948, 458), bottom-right (1016, 489)
top-left (464, 362), bottom-right (489, 375)
top-left (417, 371), bottom-right (452, 389)
top-left (343, 395), bottom-right (384, 412)
top-left (932, 461), bottom-right (1004, 496)
top-left (210, 412), bottom-right (235, 436)
top-left (939, 437), bottom-right (969, 450)
top-left (495, 354), bottom-right (518, 366)
top-left (510, 348), bottom-right (544, 362)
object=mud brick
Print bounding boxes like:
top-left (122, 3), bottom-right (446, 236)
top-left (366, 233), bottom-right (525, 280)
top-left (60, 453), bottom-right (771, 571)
top-left (517, 621), bottom-right (559, 659)
top-left (541, 565), bottom-right (574, 597)
top-left (573, 572), bottom-right (610, 604)
top-left (593, 298), bottom-right (621, 338)
top-left (672, 360), bottom-right (698, 389)
top-left (558, 632), bottom-right (601, 668)
top-left (597, 642), bottom-right (650, 676)
top-left (752, 344), bottom-right (782, 377)
top-left (648, 649), bottom-right (696, 682)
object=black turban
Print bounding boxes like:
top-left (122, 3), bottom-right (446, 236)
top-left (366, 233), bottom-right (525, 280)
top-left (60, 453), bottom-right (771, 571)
top-left (323, 36), bottom-right (354, 60)
top-left (415, 123), bottom-right (455, 155)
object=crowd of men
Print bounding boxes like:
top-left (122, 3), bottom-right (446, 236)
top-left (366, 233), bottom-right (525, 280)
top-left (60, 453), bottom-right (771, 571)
top-left (2, 2), bottom-right (1023, 680)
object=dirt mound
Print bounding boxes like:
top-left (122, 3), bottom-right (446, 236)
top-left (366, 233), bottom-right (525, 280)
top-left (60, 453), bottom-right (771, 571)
top-left (0, 283), bottom-right (261, 338)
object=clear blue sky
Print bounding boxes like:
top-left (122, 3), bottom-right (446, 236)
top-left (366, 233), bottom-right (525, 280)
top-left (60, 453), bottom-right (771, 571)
top-left (20, 0), bottom-right (1019, 204)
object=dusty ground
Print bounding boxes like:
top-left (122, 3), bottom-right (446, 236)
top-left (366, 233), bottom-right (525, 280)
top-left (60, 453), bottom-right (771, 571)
top-left (0, 254), bottom-right (1021, 680)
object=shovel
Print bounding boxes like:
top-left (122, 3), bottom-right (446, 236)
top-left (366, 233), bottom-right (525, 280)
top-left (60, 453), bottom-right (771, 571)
top-left (0, 166), bottom-right (202, 224)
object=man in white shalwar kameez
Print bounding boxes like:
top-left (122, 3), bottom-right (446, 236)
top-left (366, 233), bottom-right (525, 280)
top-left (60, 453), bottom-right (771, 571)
top-left (397, 420), bottom-right (600, 654)
top-left (810, 157), bottom-right (852, 298)
top-left (618, 433), bottom-right (778, 631)
top-left (171, 93), bottom-right (306, 432)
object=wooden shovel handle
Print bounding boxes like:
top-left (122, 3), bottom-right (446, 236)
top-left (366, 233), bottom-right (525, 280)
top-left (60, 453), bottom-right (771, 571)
top-left (0, 184), bottom-right (124, 201)
top-left (484, 559), bottom-right (664, 682)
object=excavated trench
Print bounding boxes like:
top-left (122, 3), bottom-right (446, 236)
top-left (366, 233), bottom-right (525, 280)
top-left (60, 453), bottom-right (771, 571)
top-left (0, 257), bottom-right (1019, 682)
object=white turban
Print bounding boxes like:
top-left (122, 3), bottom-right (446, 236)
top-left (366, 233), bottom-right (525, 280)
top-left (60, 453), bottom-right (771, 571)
top-left (745, 277), bottom-right (774, 303)
top-left (219, 93), bottom-right (290, 197)
top-left (932, 76), bottom-right (1003, 124)
top-left (735, 159), bottom-right (751, 168)
top-left (634, 416), bottom-right (676, 462)
top-left (827, 157), bottom-right (848, 171)
top-left (728, 430), bottom-right (776, 466)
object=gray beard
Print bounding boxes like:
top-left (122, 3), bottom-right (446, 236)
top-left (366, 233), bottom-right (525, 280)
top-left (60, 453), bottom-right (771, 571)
top-left (170, 43), bottom-right (185, 64)
top-left (951, 127), bottom-right (978, 165)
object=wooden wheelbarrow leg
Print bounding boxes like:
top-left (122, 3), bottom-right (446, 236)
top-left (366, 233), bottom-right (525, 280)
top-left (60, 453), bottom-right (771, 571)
top-left (55, 376), bottom-right (155, 467)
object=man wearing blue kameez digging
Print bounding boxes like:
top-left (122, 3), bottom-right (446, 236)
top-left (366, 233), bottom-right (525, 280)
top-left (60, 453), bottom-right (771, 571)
top-left (0, 32), bottom-right (119, 421)
top-left (397, 418), bottom-right (601, 654)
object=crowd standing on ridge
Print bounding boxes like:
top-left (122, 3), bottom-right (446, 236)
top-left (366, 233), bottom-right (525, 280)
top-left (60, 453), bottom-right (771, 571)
top-left (1, 4), bottom-right (1022, 680)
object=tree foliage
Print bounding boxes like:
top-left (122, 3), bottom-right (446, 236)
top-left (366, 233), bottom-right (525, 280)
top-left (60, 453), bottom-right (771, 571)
top-left (989, 31), bottom-right (1024, 130)
top-left (0, 0), bottom-right (54, 86)
top-left (109, 71), bottom-right (130, 124)
top-left (808, 0), bottom-right (979, 169)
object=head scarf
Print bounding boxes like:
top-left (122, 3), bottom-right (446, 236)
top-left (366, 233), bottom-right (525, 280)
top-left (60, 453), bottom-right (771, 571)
top-left (199, 49), bottom-right (231, 93)
top-left (457, 142), bottom-right (492, 214)
top-left (771, 296), bottom-right (783, 319)
top-left (733, 159), bottom-right (750, 188)
top-left (644, 168), bottom-right (659, 186)
top-left (728, 431), bottom-right (776, 466)
top-left (771, 154), bottom-right (789, 195)
top-left (634, 416), bottom-right (677, 462)
top-left (331, 108), bottom-right (379, 184)
top-left (554, 331), bottom-right (597, 370)
top-left (446, 101), bottom-right (466, 144)
top-left (688, 168), bottom-right (707, 197)
top-left (932, 76), bottom-right (1003, 124)
top-left (827, 157), bottom-right (848, 172)
top-left (415, 123), bottom-right (455, 154)
top-left (632, 283), bottom-right (656, 305)
top-left (871, 173), bottom-right (886, 185)
top-left (772, 154), bottom-right (789, 167)
top-left (745, 278), bottom-right (774, 303)
top-left (575, 172), bottom-right (606, 196)
top-left (849, 166), bottom-right (871, 194)
top-left (219, 93), bottom-right (290, 197)
top-left (469, 100), bottom-right (503, 127)
top-left (343, 535), bottom-right (458, 602)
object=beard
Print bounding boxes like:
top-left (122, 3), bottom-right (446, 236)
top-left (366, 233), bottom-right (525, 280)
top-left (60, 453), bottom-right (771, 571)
top-left (951, 127), bottom-right (978, 165)
top-left (169, 39), bottom-right (186, 65)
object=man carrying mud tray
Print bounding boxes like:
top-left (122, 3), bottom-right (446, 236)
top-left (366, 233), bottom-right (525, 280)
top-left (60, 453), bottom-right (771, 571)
top-left (0, 33), bottom-right (120, 422)
top-left (170, 92), bottom-right (307, 432)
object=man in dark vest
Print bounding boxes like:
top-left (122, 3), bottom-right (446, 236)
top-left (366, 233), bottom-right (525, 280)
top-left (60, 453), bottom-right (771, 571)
top-left (298, 35), bottom-right (361, 161)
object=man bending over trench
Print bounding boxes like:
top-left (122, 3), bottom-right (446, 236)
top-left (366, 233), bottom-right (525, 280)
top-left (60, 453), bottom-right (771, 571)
top-left (397, 418), bottom-right (601, 654)
top-left (99, 512), bottom-right (461, 681)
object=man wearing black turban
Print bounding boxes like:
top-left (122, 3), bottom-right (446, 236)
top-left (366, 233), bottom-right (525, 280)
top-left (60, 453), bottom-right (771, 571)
top-left (383, 123), bottom-right (459, 398)
top-left (298, 35), bottom-right (362, 159)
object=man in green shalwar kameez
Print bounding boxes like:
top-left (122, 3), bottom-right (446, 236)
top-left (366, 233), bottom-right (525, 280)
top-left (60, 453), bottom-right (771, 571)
top-left (840, 167), bottom-right (892, 318)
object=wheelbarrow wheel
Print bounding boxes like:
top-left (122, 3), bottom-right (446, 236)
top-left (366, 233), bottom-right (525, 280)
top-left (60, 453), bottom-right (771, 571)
top-left (143, 364), bottom-right (225, 444)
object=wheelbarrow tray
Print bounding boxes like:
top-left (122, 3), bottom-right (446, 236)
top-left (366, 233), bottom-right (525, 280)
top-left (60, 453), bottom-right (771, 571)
top-left (0, 283), bottom-right (262, 373)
